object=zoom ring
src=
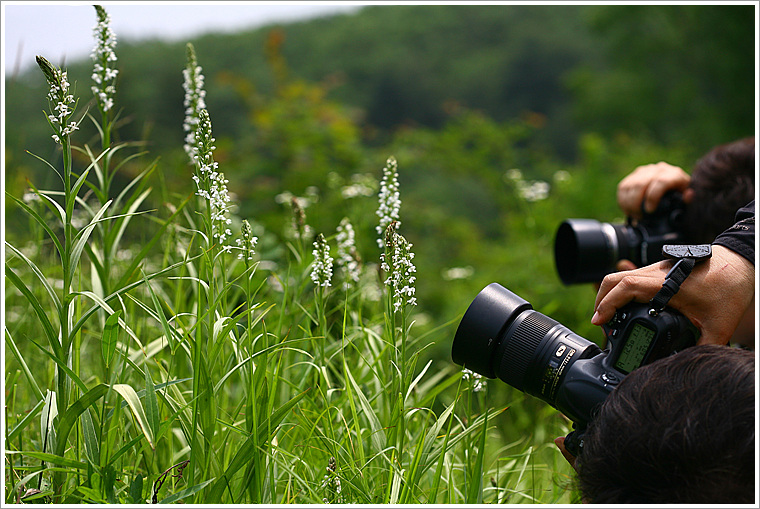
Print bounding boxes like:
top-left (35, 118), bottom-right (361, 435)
top-left (498, 313), bottom-right (556, 390)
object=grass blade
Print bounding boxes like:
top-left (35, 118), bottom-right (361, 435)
top-left (112, 384), bottom-right (155, 450)
top-left (53, 383), bottom-right (109, 458)
top-left (159, 478), bottom-right (215, 504)
top-left (101, 310), bottom-right (121, 368)
top-left (5, 327), bottom-right (44, 401)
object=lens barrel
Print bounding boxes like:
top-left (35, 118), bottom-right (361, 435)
top-left (453, 283), bottom-right (603, 407)
top-left (453, 283), bottom-right (612, 446)
top-left (452, 283), bottom-right (531, 379)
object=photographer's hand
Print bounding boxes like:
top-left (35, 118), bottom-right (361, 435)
top-left (591, 246), bottom-right (754, 345)
top-left (617, 162), bottom-right (693, 219)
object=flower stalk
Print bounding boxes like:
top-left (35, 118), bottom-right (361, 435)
top-left (91, 4), bottom-right (118, 148)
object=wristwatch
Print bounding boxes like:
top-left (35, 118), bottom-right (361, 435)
top-left (649, 244), bottom-right (712, 315)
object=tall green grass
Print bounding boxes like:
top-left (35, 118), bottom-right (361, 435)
top-left (3, 5), bottom-right (578, 504)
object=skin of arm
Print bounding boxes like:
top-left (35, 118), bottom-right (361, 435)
top-left (591, 245), bottom-right (755, 346)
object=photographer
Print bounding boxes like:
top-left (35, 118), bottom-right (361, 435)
top-left (559, 344), bottom-right (755, 504)
top-left (595, 138), bottom-right (755, 347)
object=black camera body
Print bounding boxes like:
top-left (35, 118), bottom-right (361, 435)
top-left (452, 283), bottom-right (698, 454)
top-left (554, 192), bottom-right (686, 284)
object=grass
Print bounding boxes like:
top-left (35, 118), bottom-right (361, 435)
top-left (3, 5), bottom-right (579, 505)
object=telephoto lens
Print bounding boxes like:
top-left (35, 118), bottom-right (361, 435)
top-left (452, 283), bottom-right (611, 426)
top-left (554, 192), bottom-right (686, 285)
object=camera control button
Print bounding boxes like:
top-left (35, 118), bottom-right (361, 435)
top-left (601, 372), bottom-right (620, 385)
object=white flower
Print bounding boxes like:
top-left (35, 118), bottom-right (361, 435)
top-left (183, 43), bottom-right (207, 164)
top-left (381, 223), bottom-right (417, 313)
top-left (236, 220), bottom-right (258, 261)
top-left (336, 217), bottom-right (360, 289)
top-left (310, 233), bottom-right (333, 287)
top-left (442, 266), bottom-right (474, 281)
top-left (90, 5), bottom-right (118, 112)
top-left (375, 156), bottom-right (401, 248)
top-left (192, 109), bottom-right (233, 250)
top-left (37, 56), bottom-right (79, 145)
top-left (462, 368), bottom-right (486, 393)
top-left (518, 180), bottom-right (550, 202)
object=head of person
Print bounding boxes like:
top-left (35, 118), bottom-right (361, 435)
top-left (683, 136), bottom-right (755, 243)
top-left (576, 345), bottom-right (755, 504)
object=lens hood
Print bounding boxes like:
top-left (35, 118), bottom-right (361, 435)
top-left (555, 219), bottom-right (620, 284)
top-left (452, 283), bottom-right (532, 378)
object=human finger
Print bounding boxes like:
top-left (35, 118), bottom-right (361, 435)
top-left (592, 271), bottom-right (666, 325)
top-left (642, 167), bottom-right (691, 214)
top-left (554, 436), bottom-right (578, 471)
top-left (615, 259), bottom-right (637, 271)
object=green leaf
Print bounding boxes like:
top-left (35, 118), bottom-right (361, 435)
top-left (205, 389), bottom-right (309, 502)
top-left (467, 409), bottom-right (488, 504)
top-left (66, 168), bottom-right (92, 221)
top-left (68, 199), bottom-right (112, 282)
top-left (101, 310), bottom-right (121, 368)
top-left (81, 408), bottom-right (100, 466)
top-left (6, 399), bottom-right (44, 445)
top-left (129, 475), bottom-right (144, 505)
top-left (345, 364), bottom-right (386, 453)
top-left (5, 193), bottom-right (64, 260)
top-left (113, 193), bottom-right (192, 291)
top-left (110, 187), bottom-right (152, 255)
top-left (142, 270), bottom-right (177, 353)
top-left (54, 383), bottom-right (109, 458)
top-left (5, 267), bottom-right (61, 358)
top-left (112, 384), bottom-right (155, 450)
top-left (197, 358), bottom-right (217, 443)
top-left (159, 478), bottom-right (214, 504)
top-left (6, 451), bottom-right (88, 470)
top-left (40, 390), bottom-right (57, 454)
top-left (4, 327), bottom-right (44, 401)
top-left (30, 339), bottom-right (88, 393)
top-left (144, 368), bottom-right (160, 440)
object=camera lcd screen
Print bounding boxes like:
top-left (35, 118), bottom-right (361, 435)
top-left (614, 322), bottom-right (656, 374)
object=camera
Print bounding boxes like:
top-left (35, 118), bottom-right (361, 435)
top-left (554, 192), bottom-right (686, 284)
top-left (451, 282), bottom-right (698, 455)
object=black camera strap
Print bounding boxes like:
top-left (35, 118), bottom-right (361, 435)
top-left (648, 245), bottom-right (712, 315)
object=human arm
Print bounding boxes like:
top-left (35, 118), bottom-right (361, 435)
top-left (593, 201), bottom-right (754, 345)
top-left (591, 245), bottom-right (754, 345)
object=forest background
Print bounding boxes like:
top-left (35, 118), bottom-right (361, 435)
top-left (3, 3), bottom-right (757, 504)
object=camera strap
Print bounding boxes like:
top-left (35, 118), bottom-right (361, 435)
top-left (648, 245), bottom-right (712, 315)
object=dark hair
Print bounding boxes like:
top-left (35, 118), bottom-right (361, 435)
top-left (683, 137), bottom-right (755, 243)
top-left (577, 345), bottom-right (755, 504)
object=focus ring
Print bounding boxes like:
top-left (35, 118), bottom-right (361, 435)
top-left (498, 313), bottom-right (556, 390)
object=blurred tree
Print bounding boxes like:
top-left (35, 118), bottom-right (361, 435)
top-left (567, 5), bottom-right (755, 150)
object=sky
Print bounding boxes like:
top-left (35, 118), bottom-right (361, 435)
top-left (2, 2), bottom-right (365, 76)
